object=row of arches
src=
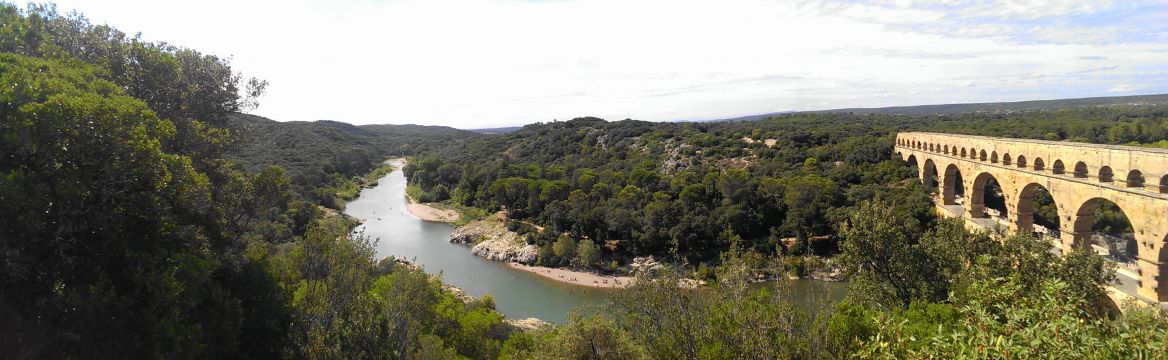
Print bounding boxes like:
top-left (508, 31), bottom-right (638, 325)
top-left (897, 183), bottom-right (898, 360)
top-left (907, 154), bottom-right (1143, 263)
top-left (898, 138), bottom-right (1168, 194)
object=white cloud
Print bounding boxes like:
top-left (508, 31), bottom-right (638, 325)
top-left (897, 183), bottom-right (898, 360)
top-left (47, 0), bottom-right (1168, 128)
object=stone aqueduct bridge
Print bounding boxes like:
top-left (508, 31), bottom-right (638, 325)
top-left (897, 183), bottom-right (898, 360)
top-left (894, 132), bottom-right (1168, 302)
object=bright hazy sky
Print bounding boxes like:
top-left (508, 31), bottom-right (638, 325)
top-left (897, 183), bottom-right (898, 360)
top-left (51, 0), bottom-right (1168, 128)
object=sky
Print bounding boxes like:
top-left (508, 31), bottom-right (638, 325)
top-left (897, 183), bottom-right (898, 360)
top-left (49, 0), bottom-right (1168, 128)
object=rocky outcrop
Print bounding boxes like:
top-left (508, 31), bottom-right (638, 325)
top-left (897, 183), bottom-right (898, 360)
top-left (442, 284), bottom-right (477, 303)
top-left (505, 317), bottom-right (551, 331)
top-left (630, 256), bottom-right (665, 275)
top-left (450, 219), bottom-right (538, 265)
top-left (807, 263), bottom-right (845, 282)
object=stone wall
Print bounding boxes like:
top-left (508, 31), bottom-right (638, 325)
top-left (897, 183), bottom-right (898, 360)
top-left (896, 132), bottom-right (1168, 302)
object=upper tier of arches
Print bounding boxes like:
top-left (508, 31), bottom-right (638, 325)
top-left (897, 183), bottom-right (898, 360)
top-left (897, 133), bottom-right (1168, 194)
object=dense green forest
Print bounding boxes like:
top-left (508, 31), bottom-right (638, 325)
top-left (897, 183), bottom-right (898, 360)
top-left (3, 2), bottom-right (1168, 359)
top-left (404, 106), bottom-right (1168, 268)
top-left (0, 4), bottom-right (512, 358)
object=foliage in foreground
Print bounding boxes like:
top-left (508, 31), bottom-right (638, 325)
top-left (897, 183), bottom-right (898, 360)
top-left (500, 201), bottom-right (1168, 359)
top-left (841, 201), bottom-right (1167, 359)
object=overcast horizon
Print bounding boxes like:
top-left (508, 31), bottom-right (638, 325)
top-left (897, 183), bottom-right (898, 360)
top-left (48, 0), bottom-right (1168, 128)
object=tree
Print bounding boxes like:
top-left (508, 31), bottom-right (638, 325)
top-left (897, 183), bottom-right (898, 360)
top-left (552, 236), bottom-right (578, 263)
top-left (577, 240), bottom-right (601, 267)
top-left (838, 201), bottom-right (930, 307)
top-left (0, 53), bottom-right (246, 357)
top-left (528, 313), bottom-right (647, 360)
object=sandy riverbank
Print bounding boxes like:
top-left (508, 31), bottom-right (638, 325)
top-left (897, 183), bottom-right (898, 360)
top-left (406, 202), bottom-right (459, 223)
top-left (508, 263), bottom-right (634, 289)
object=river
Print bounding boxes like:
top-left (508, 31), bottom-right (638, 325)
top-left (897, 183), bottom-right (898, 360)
top-left (345, 162), bottom-right (846, 323)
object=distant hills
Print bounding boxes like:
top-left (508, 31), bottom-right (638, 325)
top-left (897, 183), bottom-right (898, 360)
top-left (467, 93), bottom-right (1168, 130)
top-left (710, 93), bottom-right (1168, 123)
top-left (469, 126), bottom-right (524, 134)
top-left (226, 113), bottom-right (479, 196)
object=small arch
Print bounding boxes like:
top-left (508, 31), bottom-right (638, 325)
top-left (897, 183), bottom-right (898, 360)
top-left (927, 143), bottom-right (933, 152)
top-left (979, 150), bottom-right (988, 161)
top-left (1098, 166), bottom-right (1114, 183)
top-left (961, 148), bottom-right (967, 157)
top-left (990, 151), bottom-right (999, 163)
top-left (1161, 174), bottom-right (1168, 193)
top-left (1074, 161), bottom-right (1088, 178)
top-left (944, 145), bottom-right (950, 154)
top-left (1052, 160), bottom-right (1065, 175)
top-left (1016, 155), bottom-right (1027, 168)
top-left (1034, 157), bottom-right (1045, 171)
top-left (1003, 153), bottom-right (1012, 165)
top-left (970, 148), bottom-right (979, 159)
top-left (1126, 170), bottom-right (1144, 188)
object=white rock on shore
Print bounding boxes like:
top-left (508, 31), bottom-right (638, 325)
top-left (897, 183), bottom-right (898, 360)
top-left (505, 317), bottom-right (551, 331)
top-left (631, 256), bottom-right (665, 274)
top-left (450, 218), bottom-right (538, 264)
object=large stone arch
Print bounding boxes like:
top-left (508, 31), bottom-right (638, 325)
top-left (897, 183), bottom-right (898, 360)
top-left (923, 159), bottom-right (939, 193)
top-left (1068, 198), bottom-right (1103, 249)
top-left (1069, 198), bottom-right (1135, 252)
top-left (943, 163), bottom-right (963, 205)
top-left (970, 172), bottom-right (1008, 219)
top-left (1016, 182), bottom-right (1062, 235)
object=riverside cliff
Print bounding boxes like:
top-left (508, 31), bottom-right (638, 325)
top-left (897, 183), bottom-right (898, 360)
top-left (449, 214), bottom-right (538, 264)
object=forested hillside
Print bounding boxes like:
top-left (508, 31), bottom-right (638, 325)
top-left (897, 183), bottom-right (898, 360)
top-left (405, 106), bottom-right (1168, 267)
top-left (717, 93), bottom-right (1168, 122)
top-left (4, 2), bottom-right (1168, 359)
top-left (226, 113), bottom-right (477, 204)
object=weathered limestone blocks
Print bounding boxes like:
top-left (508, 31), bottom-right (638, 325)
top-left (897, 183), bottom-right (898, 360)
top-left (896, 132), bottom-right (1168, 302)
